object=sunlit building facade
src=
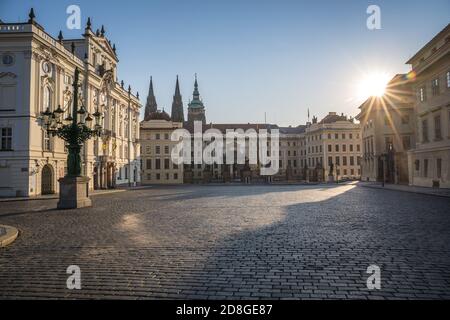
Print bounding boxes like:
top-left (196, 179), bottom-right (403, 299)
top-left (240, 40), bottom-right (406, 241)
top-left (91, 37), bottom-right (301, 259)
top-left (356, 74), bottom-right (416, 184)
top-left (406, 24), bottom-right (450, 188)
top-left (0, 10), bottom-right (141, 197)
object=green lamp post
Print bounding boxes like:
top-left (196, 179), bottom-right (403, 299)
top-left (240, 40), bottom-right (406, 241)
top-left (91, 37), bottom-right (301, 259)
top-left (41, 67), bottom-right (102, 209)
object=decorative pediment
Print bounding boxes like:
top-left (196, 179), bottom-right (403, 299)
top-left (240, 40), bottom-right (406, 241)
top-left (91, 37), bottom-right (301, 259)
top-left (95, 37), bottom-right (117, 60)
top-left (0, 72), bottom-right (17, 79)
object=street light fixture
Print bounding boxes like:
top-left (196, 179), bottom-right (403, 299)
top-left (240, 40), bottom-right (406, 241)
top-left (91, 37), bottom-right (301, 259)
top-left (41, 67), bottom-right (103, 209)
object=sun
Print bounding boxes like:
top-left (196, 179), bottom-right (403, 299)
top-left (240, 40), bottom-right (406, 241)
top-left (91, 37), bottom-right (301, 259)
top-left (357, 72), bottom-right (391, 99)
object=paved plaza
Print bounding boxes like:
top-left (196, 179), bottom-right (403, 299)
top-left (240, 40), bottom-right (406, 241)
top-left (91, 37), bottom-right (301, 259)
top-left (0, 183), bottom-right (449, 299)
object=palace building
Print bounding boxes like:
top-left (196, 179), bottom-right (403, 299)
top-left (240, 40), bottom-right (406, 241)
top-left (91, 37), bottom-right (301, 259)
top-left (406, 24), bottom-right (450, 189)
top-left (356, 74), bottom-right (415, 184)
top-left (0, 9), bottom-right (141, 197)
top-left (140, 76), bottom-right (361, 184)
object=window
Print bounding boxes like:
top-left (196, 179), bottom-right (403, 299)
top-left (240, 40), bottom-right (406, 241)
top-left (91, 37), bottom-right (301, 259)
top-left (147, 173), bottom-right (151, 180)
top-left (1, 127), bottom-right (12, 150)
top-left (350, 144), bottom-right (353, 152)
top-left (342, 134), bottom-right (346, 139)
top-left (164, 158), bottom-right (170, 169)
top-left (328, 157), bottom-right (332, 166)
top-left (335, 133), bottom-right (338, 139)
top-left (155, 133), bottom-right (160, 140)
top-left (155, 145), bottom-right (161, 154)
top-left (350, 156), bottom-right (354, 166)
top-left (335, 156), bottom-right (340, 165)
top-left (342, 144), bottom-right (346, 152)
top-left (0, 85), bottom-right (17, 111)
top-left (155, 159), bottom-right (161, 170)
top-left (43, 130), bottom-right (51, 151)
top-left (174, 173), bottom-right (178, 180)
top-left (146, 159), bottom-right (152, 170)
top-left (385, 136), bottom-right (393, 151)
top-left (156, 173), bottom-right (160, 180)
top-left (402, 136), bottom-right (411, 150)
top-left (335, 145), bottom-right (339, 152)
top-left (401, 113), bottom-right (410, 124)
top-left (328, 134), bottom-right (331, 139)
top-left (432, 78), bottom-right (440, 96)
top-left (164, 133), bottom-right (169, 140)
top-left (419, 87), bottom-right (426, 102)
top-left (164, 145), bottom-right (169, 154)
top-left (2, 54), bottom-right (14, 66)
top-left (349, 133), bottom-right (353, 139)
top-left (424, 159), bottom-right (428, 177)
top-left (437, 159), bottom-right (442, 179)
top-left (328, 145), bottom-right (332, 152)
top-left (357, 144), bottom-right (360, 152)
top-left (422, 119), bottom-right (429, 142)
top-left (415, 160), bottom-right (420, 171)
top-left (343, 156), bottom-right (347, 166)
top-left (434, 115), bottom-right (442, 140)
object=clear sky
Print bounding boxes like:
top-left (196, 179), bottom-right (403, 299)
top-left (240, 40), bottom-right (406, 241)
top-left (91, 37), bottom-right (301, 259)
top-left (1, 0), bottom-right (449, 125)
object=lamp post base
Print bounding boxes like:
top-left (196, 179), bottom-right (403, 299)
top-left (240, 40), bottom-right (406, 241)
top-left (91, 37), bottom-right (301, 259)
top-left (57, 176), bottom-right (92, 209)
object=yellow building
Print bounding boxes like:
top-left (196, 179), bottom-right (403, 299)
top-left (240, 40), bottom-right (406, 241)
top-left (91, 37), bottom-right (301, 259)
top-left (406, 24), bottom-right (450, 188)
top-left (140, 110), bottom-right (184, 184)
top-left (356, 74), bottom-right (415, 184)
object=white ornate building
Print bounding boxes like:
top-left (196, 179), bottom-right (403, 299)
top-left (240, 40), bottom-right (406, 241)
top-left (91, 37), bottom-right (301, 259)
top-left (0, 9), bottom-right (141, 197)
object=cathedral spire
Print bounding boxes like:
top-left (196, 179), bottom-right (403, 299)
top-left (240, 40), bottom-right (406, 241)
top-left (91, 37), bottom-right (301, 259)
top-left (171, 75), bottom-right (184, 123)
top-left (144, 76), bottom-right (157, 121)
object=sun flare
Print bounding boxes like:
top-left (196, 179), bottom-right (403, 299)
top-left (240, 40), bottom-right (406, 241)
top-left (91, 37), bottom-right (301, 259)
top-left (357, 72), bottom-right (391, 99)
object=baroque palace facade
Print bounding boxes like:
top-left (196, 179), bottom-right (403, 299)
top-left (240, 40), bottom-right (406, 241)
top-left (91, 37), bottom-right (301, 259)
top-left (0, 9), bottom-right (141, 197)
top-left (357, 24), bottom-right (450, 189)
top-left (140, 76), bottom-right (361, 184)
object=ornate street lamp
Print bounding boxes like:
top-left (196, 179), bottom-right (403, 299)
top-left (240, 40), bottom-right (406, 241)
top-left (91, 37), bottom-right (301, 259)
top-left (41, 67), bottom-right (102, 209)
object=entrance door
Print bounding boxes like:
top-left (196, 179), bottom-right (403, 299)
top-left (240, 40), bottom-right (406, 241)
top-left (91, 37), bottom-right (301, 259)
top-left (41, 165), bottom-right (54, 195)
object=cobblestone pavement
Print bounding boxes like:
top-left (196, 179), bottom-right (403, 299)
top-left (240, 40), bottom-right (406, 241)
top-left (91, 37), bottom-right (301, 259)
top-left (0, 183), bottom-right (449, 299)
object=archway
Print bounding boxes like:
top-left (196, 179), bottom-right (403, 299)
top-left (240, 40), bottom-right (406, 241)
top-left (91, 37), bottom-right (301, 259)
top-left (41, 164), bottom-right (54, 195)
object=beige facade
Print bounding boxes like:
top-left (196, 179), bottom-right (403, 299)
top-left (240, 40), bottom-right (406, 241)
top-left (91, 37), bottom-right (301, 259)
top-left (356, 75), bottom-right (416, 184)
top-left (406, 24), bottom-right (450, 188)
top-left (0, 12), bottom-right (141, 197)
top-left (304, 113), bottom-right (362, 180)
top-left (140, 112), bottom-right (183, 184)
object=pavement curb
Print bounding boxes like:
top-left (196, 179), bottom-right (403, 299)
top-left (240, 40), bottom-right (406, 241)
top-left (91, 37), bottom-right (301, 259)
top-left (0, 189), bottom-right (127, 203)
top-left (360, 184), bottom-right (450, 199)
top-left (0, 225), bottom-right (19, 248)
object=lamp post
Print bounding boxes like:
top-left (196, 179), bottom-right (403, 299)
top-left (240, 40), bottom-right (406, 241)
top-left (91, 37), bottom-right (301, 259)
top-left (41, 67), bottom-right (102, 209)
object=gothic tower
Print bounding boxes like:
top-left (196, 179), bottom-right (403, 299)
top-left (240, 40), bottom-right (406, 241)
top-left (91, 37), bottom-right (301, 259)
top-left (171, 76), bottom-right (184, 123)
top-left (144, 76), bottom-right (157, 121)
top-left (187, 74), bottom-right (206, 125)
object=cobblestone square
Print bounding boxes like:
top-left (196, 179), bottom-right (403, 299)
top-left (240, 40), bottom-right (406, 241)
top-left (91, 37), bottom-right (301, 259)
top-left (0, 183), bottom-right (449, 299)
